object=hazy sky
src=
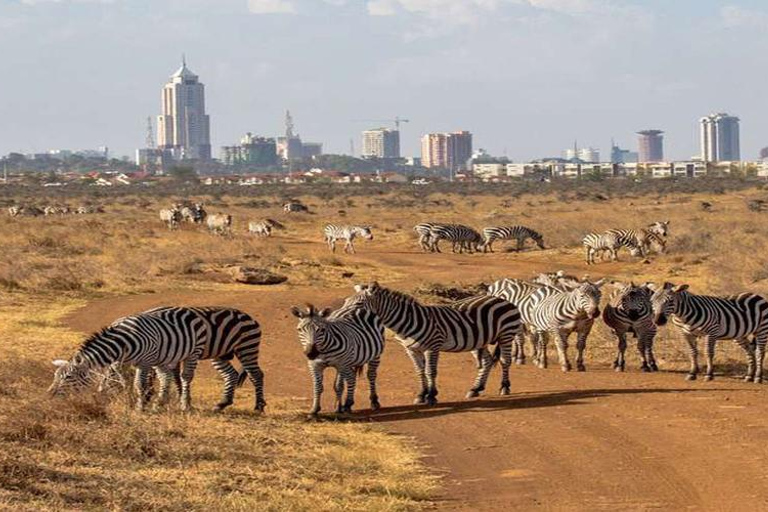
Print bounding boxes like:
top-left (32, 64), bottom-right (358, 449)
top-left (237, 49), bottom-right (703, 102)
top-left (1, 0), bottom-right (768, 161)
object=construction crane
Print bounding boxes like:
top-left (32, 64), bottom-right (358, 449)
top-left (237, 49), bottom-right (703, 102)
top-left (352, 116), bottom-right (410, 131)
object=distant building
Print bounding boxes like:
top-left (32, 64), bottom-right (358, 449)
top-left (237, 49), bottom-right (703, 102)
top-left (220, 133), bottom-right (278, 167)
top-left (700, 113), bottom-right (740, 162)
top-left (421, 131), bottom-right (473, 171)
top-left (157, 58), bottom-right (211, 160)
top-left (362, 128), bottom-right (400, 159)
top-left (301, 142), bottom-right (323, 159)
top-left (610, 143), bottom-right (638, 164)
top-left (637, 130), bottom-right (664, 163)
top-left (564, 146), bottom-right (600, 163)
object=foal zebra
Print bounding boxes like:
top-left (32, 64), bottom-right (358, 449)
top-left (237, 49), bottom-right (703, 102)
top-left (291, 294), bottom-right (384, 416)
top-left (527, 279), bottom-right (605, 371)
top-left (324, 224), bottom-right (374, 253)
top-left (603, 282), bottom-right (658, 372)
top-left (482, 226), bottom-right (545, 253)
top-left (354, 282), bottom-right (522, 404)
top-left (651, 283), bottom-right (768, 383)
top-left (429, 224), bottom-right (483, 254)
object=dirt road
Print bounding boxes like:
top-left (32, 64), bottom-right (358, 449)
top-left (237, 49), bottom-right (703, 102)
top-left (63, 249), bottom-right (768, 511)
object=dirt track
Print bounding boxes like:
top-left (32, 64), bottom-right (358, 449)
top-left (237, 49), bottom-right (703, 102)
top-left (64, 248), bottom-right (768, 511)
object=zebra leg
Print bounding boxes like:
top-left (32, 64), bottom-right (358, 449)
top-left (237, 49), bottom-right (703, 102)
top-left (424, 350), bottom-right (440, 406)
top-left (329, 238), bottom-right (336, 253)
top-left (347, 240), bottom-right (356, 254)
top-left (467, 347), bottom-right (492, 398)
top-left (516, 238), bottom-right (523, 252)
top-left (471, 348), bottom-right (483, 369)
top-left (575, 329), bottom-right (588, 372)
top-left (735, 336), bottom-right (756, 382)
top-left (613, 332), bottom-right (627, 372)
top-left (237, 349), bottom-right (267, 412)
top-left (529, 330), bottom-right (540, 365)
top-left (211, 358), bottom-right (239, 412)
top-left (406, 349), bottom-right (429, 405)
top-left (752, 335), bottom-right (765, 384)
top-left (153, 366), bottom-right (176, 409)
top-left (683, 333), bottom-right (700, 381)
top-left (645, 329), bottom-right (659, 371)
top-left (308, 361), bottom-right (325, 416)
top-left (367, 359), bottom-right (381, 410)
top-left (334, 369), bottom-right (345, 413)
top-left (484, 239), bottom-right (493, 253)
top-left (555, 331), bottom-right (572, 372)
top-left (514, 333), bottom-right (526, 365)
top-left (636, 336), bottom-right (651, 372)
top-left (498, 342), bottom-right (514, 395)
top-left (704, 335), bottom-right (717, 381)
top-left (342, 367), bottom-right (358, 413)
top-left (537, 332), bottom-right (548, 369)
top-left (178, 359), bottom-right (199, 411)
top-left (133, 366), bottom-right (152, 411)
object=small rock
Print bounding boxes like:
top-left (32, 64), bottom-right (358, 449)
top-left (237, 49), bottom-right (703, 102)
top-left (341, 272), bottom-right (355, 278)
top-left (229, 266), bottom-right (287, 285)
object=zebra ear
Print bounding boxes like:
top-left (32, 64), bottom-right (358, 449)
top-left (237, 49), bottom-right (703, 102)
top-left (52, 359), bottom-right (69, 367)
top-left (354, 284), bottom-right (365, 293)
top-left (319, 308), bottom-right (332, 318)
top-left (593, 278), bottom-right (606, 288)
top-left (663, 282), bottom-right (675, 290)
top-left (370, 281), bottom-right (380, 291)
top-left (290, 306), bottom-right (305, 319)
top-left (556, 270), bottom-right (565, 277)
top-left (674, 284), bottom-right (689, 293)
top-left (644, 282), bottom-right (656, 290)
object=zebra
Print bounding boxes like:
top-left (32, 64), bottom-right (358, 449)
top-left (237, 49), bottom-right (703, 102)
top-left (481, 226), bottom-right (545, 253)
top-left (603, 282), bottom-right (658, 372)
top-left (7, 206), bottom-right (21, 217)
top-left (44, 206), bottom-right (69, 216)
top-left (69, 307), bottom-right (267, 412)
top-left (429, 224), bottom-right (483, 254)
top-left (291, 294), bottom-right (384, 417)
top-left (75, 205), bottom-right (105, 214)
top-left (527, 279), bottom-right (605, 371)
top-left (283, 202), bottom-right (308, 213)
top-left (324, 224), bottom-right (374, 253)
top-left (648, 221), bottom-right (670, 238)
top-left (353, 282), bottom-right (522, 405)
top-left (582, 230), bottom-right (645, 265)
top-left (532, 270), bottom-right (582, 291)
top-left (414, 222), bottom-right (442, 252)
top-left (207, 213), bottom-right (233, 235)
top-left (249, 220), bottom-right (273, 237)
top-left (651, 283), bottom-right (768, 383)
top-left (180, 203), bottom-right (207, 224)
top-left (605, 228), bottom-right (666, 256)
top-left (159, 207), bottom-right (182, 230)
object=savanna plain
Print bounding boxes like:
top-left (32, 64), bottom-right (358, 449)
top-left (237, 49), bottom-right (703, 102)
top-left (1, 180), bottom-right (768, 511)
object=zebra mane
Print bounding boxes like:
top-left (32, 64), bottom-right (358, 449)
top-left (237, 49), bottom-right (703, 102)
top-left (378, 286), bottom-right (422, 307)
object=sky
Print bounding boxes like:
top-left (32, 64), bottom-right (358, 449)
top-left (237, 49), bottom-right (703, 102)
top-left (1, 0), bottom-right (768, 161)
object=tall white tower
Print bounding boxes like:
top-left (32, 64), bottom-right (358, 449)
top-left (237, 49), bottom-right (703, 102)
top-left (157, 57), bottom-right (211, 160)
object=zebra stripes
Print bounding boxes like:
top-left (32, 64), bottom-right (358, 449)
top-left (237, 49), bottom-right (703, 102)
top-left (324, 224), bottom-right (373, 253)
top-left (249, 220), bottom-right (273, 237)
top-left (603, 283), bottom-right (658, 372)
top-left (527, 280), bottom-right (605, 372)
top-left (159, 207), bottom-right (182, 230)
top-left (291, 294), bottom-right (385, 416)
top-left (482, 226), bottom-right (545, 253)
top-left (583, 230), bottom-right (642, 264)
top-left (429, 224), bottom-right (483, 254)
top-left (354, 282), bottom-right (522, 404)
top-left (51, 306), bottom-right (266, 412)
top-left (414, 222), bottom-right (439, 252)
top-left (651, 283), bottom-right (768, 383)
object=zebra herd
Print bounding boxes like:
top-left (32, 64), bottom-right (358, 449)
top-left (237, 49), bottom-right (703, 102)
top-left (49, 266), bottom-right (768, 416)
top-left (414, 223), bottom-right (545, 254)
top-left (8, 204), bottom-right (105, 217)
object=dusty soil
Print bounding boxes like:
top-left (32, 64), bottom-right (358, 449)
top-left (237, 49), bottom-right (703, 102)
top-left (63, 245), bottom-right (768, 511)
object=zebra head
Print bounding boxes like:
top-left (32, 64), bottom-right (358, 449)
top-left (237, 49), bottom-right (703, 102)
top-left (574, 280), bottom-right (604, 319)
top-left (648, 221), bottom-right (670, 238)
top-left (48, 356), bottom-right (94, 395)
top-left (532, 233), bottom-right (546, 249)
top-left (612, 282), bottom-right (652, 321)
top-left (356, 227), bottom-right (374, 241)
top-left (651, 282), bottom-right (689, 326)
top-left (291, 304), bottom-right (332, 360)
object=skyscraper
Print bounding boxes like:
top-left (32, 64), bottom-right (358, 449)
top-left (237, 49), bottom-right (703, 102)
top-left (421, 131), bottom-right (473, 171)
top-left (157, 58), bottom-right (211, 161)
top-left (637, 130), bottom-right (664, 163)
top-left (700, 113), bottom-right (740, 162)
top-left (362, 128), bottom-right (400, 159)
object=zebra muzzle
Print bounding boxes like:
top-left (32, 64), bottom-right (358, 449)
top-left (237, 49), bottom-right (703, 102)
top-left (305, 345), bottom-right (320, 360)
top-left (627, 310), bottom-right (641, 321)
top-left (655, 313), bottom-right (668, 326)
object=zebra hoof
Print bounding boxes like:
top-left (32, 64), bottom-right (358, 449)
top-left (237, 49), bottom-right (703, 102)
top-left (499, 386), bottom-right (511, 396)
top-left (650, 363), bottom-right (659, 372)
top-left (704, 375), bottom-right (714, 382)
top-left (744, 375), bottom-right (754, 382)
top-left (753, 377), bottom-right (763, 384)
top-left (576, 365), bottom-right (586, 372)
top-left (426, 397), bottom-right (438, 406)
top-left (414, 396), bottom-right (427, 405)
top-left (561, 365), bottom-right (571, 373)
top-left (256, 401), bottom-right (267, 412)
top-left (685, 374), bottom-right (697, 381)
top-left (466, 390), bottom-right (480, 399)
top-left (515, 358), bottom-right (525, 365)
top-left (640, 365), bottom-right (651, 373)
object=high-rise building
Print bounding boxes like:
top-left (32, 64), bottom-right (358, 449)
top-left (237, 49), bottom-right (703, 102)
top-left (700, 113), bottom-right (740, 162)
top-left (637, 130), bottom-right (664, 162)
top-left (421, 131), bottom-right (473, 171)
top-left (610, 142), bottom-right (638, 164)
top-left (564, 146), bottom-right (600, 163)
top-left (220, 133), bottom-right (278, 167)
top-left (157, 58), bottom-right (211, 160)
top-left (362, 128), bottom-right (400, 159)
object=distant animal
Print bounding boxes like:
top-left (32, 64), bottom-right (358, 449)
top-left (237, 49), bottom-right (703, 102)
top-left (582, 230), bottom-right (649, 265)
top-left (700, 202), bottom-right (713, 212)
top-left (7, 206), bottom-right (21, 217)
top-left (206, 213), bottom-right (233, 235)
top-left (482, 226), bottom-right (545, 253)
top-left (249, 220), bottom-right (273, 237)
top-left (51, 306), bottom-right (266, 412)
top-left (75, 205), bottom-right (104, 214)
top-left (44, 206), bottom-right (69, 216)
top-left (291, 294), bottom-right (385, 416)
top-left (13, 205), bottom-right (43, 217)
top-left (283, 202), bottom-right (309, 213)
top-left (324, 224), bottom-right (374, 253)
top-left (159, 207), bottom-right (182, 230)
top-left (527, 279), bottom-right (605, 371)
top-left (180, 203), bottom-right (207, 224)
top-left (650, 283), bottom-right (768, 383)
top-left (603, 282), bottom-right (658, 372)
top-left (429, 224), bottom-right (483, 253)
top-left (353, 282), bottom-right (522, 405)
top-left (647, 221), bottom-right (670, 239)
top-left (413, 222), bottom-right (443, 252)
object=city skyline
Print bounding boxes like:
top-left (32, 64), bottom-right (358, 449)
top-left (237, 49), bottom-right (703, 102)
top-left (2, 1), bottom-right (768, 161)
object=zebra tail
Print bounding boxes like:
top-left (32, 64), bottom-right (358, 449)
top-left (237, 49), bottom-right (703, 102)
top-left (236, 371), bottom-right (249, 388)
top-left (357, 364), bottom-right (366, 377)
top-left (491, 344), bottom-right (502, 366)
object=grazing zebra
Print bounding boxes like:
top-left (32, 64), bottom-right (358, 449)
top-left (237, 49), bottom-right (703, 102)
top-left (283, 202), bottom-right (308, 213)
top-left (75, 205), bottom-right (104, 214)
top-left (324, 224), bottom-right (374, 253)
top-left (482, 226), bottom-right (545, 253)
top-left (291, 295), bottom-right (384, 416)
top-left (527, 279), bottom-right (605, 371)
top-left (83, 307), bottom-right (266, 412)
top-left (44, 206), bottom-right (69, 216)
top-left (603, 282), bottom-right (658, 372)
top-left (605, 228), bottom-right (666, 256)
top-left (159, 207), bottom-right (182, 230)
top-left (414, 222), bottom-right (442, 252)
top-left (429, 224), bottom-right (483, 254)
top-left (249, 220), bottom-right (273, 237)
top-left (207, 213), bottom-right (233, 235)
top-left (648, 221), bottom-right (670, 238)
top-left (353, 282), bottom-right (522, 404)
top-left (180, 203), bottom-right (207, 224)
top-left (651, 283), bottom-right (768, 383)
top-left (582, 230), bottom-right (644, 265)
